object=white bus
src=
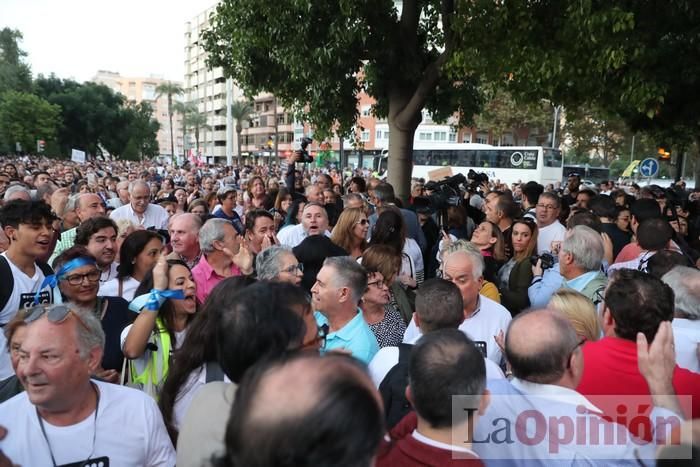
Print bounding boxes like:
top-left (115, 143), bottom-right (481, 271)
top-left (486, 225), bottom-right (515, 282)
top-left (374, 143), bottom-right (563, 185)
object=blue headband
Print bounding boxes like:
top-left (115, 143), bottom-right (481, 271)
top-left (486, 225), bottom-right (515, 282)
top-left (129, 289), bottom-right (186, 313)
top-left (34, 257), bottom-right (97, 305)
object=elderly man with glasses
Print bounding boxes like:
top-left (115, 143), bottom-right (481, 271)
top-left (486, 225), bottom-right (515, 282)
top-left (0, 303), bottom-right (175, 466)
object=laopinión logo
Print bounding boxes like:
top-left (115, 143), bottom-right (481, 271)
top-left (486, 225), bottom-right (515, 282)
top-left (450, 394), bottom-right (691, 461)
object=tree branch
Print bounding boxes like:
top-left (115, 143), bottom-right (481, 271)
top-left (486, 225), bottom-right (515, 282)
top-left (396, 50), bottom-right (450, 129)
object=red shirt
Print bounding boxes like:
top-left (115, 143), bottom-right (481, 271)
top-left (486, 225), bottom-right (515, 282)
top-left (577, 336), bottom-right (700, 439)
top-left (377, 412), bottom-right (484, 467)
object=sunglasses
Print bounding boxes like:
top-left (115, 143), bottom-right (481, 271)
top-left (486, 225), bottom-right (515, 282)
top-left (355, 219), bottom-right (369, 226)
top-left (22, 304), bottom-right (89, 330)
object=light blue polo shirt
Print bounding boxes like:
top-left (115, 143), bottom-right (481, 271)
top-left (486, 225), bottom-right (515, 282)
top-left (315, 309), bottom-right (379, 364)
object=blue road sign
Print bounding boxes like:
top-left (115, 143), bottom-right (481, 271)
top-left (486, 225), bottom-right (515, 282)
top-left (639, 158), bottom-right (659, 178)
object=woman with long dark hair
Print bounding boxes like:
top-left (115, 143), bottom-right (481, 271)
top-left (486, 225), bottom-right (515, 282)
top-left (100, 229), bottom-right (163, 301)
top-left (121, 257), bottom-right (198, 398)
top-left (496, 218), bottom-right (538, 316)
top-left (158, 276), bottom-right (256, 441)
top-left (369, 207), bottom-right (424, 285)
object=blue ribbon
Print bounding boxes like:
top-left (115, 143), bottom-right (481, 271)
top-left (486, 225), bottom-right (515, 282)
top-left (34, 257), bottom-right (97, 305)
top-left (129, 289), bottom-right (186, 313)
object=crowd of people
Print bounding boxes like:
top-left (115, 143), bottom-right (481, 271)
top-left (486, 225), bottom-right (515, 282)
top-left (0, 153), bottom-right (698, 466)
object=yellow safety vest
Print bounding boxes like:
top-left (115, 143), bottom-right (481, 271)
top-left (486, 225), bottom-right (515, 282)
top-left (129, 317), bottom-right (171, 399)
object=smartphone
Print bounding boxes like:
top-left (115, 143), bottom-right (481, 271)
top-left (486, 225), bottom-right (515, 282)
top-left (473, 341), bottom-right (488, 358)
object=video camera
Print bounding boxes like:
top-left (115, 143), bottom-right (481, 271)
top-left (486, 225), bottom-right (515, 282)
top-left (467, 169), bottom-right (489, 192)
top-left (424, 173), bottom-right (467, 211)
top-left (530, 252), bottom-right (556, 270)
top-left (296, 136), bottom-right (314, 163)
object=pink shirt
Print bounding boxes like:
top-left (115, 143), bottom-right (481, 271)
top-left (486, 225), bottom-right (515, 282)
top-left (191, 254), bottom-right (242, 304)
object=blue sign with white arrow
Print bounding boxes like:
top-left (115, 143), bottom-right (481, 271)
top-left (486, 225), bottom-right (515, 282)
top-left (639, 158), bottom-right (659, 178)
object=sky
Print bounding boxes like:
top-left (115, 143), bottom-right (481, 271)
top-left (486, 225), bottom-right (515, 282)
top-left (1, 0), bottom-right (218, 83)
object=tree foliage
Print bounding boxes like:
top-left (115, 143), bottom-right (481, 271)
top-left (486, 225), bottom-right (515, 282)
top-left (452, 0), bottom-right (700, 178)
top-left (203, 0), bottom-right (483, 198)
top-left (474, 89), bottom-right (552, 146)
top-left (0, 91), bottom-right (61, 153)
top-left (33, 74), bottom-right (158, 159)
top-left (0, 28), bottom-right (32, 94)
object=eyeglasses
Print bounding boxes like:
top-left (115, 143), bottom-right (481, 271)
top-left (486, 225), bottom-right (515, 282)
top-left (22, 304), bottom-right (89, 330)
top-left (280, 263), bottom-right (304, 274)
top-left (318, 323), bottom-right (329, 349)
top-left (566, 338), bottom-right (586, 369)
top-left (355, 219), bottom-right (369, 226)
top-left (536, 203), bottom-right (558, 210)
top-left (367, 280), bottom-right (388, 290)
top-left (61, 270), bottom-right (101, 286)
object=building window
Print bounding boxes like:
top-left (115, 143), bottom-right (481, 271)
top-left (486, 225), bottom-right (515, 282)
top-left (435, 131), bottom-right (447, 141)
top-left (361, 105), bottom-right (371, 117)
top-left (361, 130), bottom-right (370, 142)
top-left (475, 132), bottom-right (488, 144)
top-left (462, 133), bottom-right (472, 143)
top-left (449, 131), bottom-right (457, 142)
top-left (418, 132), bottom-right (432, 141)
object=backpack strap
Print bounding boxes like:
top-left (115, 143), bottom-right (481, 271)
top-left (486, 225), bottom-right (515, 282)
top-left (0, 256), bottom-right (14, 320)
top-left (205, 360), bottom-right (225, 383)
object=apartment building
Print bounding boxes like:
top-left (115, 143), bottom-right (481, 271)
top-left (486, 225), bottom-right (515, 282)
top-left (92, 70), bottom-right (184, 158)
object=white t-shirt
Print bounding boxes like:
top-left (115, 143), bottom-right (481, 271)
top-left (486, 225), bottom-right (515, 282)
top-left (673, 318), bottom-right (700, 373)
top-left (402, 238), bottom-right (424, 284)
top-left (277, 224), bottom-right (331, 248)
top-left (0, 253), bottom-right (53, 380)
top-left (536, 221), bottom-right (566, 255)
top-left (99, 276), bottom-right (140, 302)
top-left (173, 365), bottom-right (231, 431)
top-left (0, 380), bottom-right (175, 466)
top-left (402, 295), bottom-right (511, 366)
top-left (369, 334), bottom-right (505, 388)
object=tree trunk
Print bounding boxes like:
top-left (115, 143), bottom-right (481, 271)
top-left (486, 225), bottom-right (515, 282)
top-left (168, 95), bottom-right (175, 163)
top-left (386, 119), bottom-right (418, 203)
top-left (236, 123), bottom-right (243, 167)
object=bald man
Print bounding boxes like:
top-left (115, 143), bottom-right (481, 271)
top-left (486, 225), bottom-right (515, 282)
top-left (474, 309), bottom-right (682, 463)
top-left (217, 353), bottom-right (384, 467)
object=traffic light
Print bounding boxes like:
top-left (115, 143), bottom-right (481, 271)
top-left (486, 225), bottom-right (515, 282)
top-left (657, 148), bottom-right (671, 161)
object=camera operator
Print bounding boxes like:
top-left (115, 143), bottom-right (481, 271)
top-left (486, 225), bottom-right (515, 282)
top-left (528, 212), bottom-right (607, 308)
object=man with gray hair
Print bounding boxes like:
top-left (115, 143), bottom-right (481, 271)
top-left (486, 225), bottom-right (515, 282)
top-left (662, 265), bottom-right (700, 373)
top-left (49, 193), bottom-right (106, 264)
top-left (311, 256), bottom-right (378, 364)
top-left (110, 180), bottom-right (168, 229)
top-left (107, 180), bottom-right (130, 209)
top-left (192, 218), bottom-right (252, 303)
top-left (2, 184), bottom-right (31, 203)
top-left (255, 244), bottom-right (303, 286)
top-left (558, 225), bottom-right (607, 303)
top-left (403, 240), bottom-right (511, 366)
top-left (0, 303), bottom-right (175, 465)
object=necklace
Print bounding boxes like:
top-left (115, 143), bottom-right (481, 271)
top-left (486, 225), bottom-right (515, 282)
top-left (36, 382), bottom-right (100, 467)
